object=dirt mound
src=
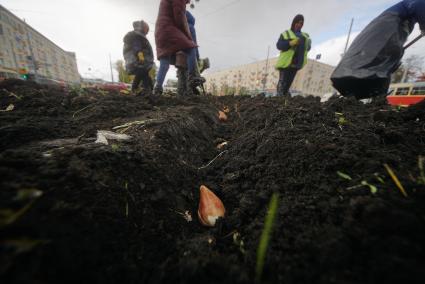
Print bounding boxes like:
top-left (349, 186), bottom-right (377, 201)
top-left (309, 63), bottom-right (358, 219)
top-left (1, 80), bottom-right (424, 284)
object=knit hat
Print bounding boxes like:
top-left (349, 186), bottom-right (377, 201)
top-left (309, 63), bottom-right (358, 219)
top-left (291, 14), bottom-right (304, 31)
top-left (133, 20), bottom-right (148, 33)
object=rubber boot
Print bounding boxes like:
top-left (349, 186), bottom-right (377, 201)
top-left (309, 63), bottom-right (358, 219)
top-left (153, 85), bottom-right (163, 96)
top-left (276, 80), bottom-right (284, 97)
top-left (187, 72), bottom-right (206, 96)
top-left (131, 86), bottom-right (143, 96)
top-left (177, 67), bottom-right (187, 96)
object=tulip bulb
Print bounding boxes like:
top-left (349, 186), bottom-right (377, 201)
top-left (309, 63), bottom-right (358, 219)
top-left (198, 185), bottom-right (225, 227)
top-left (218, 111), bottom-right (228, 122)
top-left (216, 141), bottom-right (228, 150)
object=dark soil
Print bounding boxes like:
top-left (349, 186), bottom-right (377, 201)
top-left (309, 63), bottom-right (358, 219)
top-left (1, 79), bottom-right (424, 284)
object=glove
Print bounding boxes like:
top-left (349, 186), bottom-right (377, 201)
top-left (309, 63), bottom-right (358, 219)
top-left (289, 38), bottom-right (299, 47)
top-left (421, 30), bottom-right (425, 36)
top-left (137, 52), bottom-right (145, 62)
top-left (148, 66), bottom-right (156, 80)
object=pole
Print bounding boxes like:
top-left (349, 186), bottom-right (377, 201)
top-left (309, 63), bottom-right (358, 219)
top-left (404, 34), bottom-right (424, 50)
top-left (109, 54), bottom-right (114, 83)
top-left (401, 67), bottom-right (409, 83)
top-left (263, 46), bottom-right (270, 92)
top-left (343, 18), bottom-right (354, 54)
top-left (400, 35), bottom-right (424, 82)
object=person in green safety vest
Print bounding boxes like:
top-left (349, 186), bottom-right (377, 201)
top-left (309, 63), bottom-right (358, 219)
top-left (275, 14), bottom-right (311, 97)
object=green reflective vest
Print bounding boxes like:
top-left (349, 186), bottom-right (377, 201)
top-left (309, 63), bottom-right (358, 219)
top-left (275, 30), bottom-right (310, 70)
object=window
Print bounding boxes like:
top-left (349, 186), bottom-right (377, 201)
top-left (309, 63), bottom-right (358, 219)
top-left (411, 87), bottom-right (425, 95)
top-left (395, 87), bottom-right (410, 96)
top-left (0, 23), bottom-right (3, 35)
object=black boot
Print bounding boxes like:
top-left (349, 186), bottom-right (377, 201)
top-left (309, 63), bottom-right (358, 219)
top-left (153, 85), bottom-right (163, 96)
top-left (187, 72), bottom-right (206, 96)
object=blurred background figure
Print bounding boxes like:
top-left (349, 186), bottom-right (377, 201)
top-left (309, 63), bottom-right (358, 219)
top-left (275, 14), bottom-right (311, 98)
top-left (331, 0), bottom-right (425, 100)
top-left (123, 20), bottom-right (155, 96)
top-left (154, 0), bottom-right (205, 96)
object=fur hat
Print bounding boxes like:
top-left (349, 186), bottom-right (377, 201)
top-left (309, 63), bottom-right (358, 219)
top-left (133, 20), bottom-right (148, 32)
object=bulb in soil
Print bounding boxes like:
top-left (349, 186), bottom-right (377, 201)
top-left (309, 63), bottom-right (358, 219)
top-left (216, 141), bottom-right (228, 150)
top-left (218, 111), bottom-right (228, 121)
top-left (198, 185), bottom-right (225, 227)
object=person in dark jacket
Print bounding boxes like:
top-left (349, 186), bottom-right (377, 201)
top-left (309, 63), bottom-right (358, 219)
top-left (123, 20), bottom-right (154, 95)
top-left (275, 14), bottom-right (311, 98)
top-left (154, 0), bottom-right (204, 96)
top-left (331, 0), bottom-right (425, 99)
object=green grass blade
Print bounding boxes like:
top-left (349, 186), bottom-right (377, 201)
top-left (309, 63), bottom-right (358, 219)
top-left (256, 193), bottom-right (279, 282)
top-left (337, 171), bottom-right (352, 181)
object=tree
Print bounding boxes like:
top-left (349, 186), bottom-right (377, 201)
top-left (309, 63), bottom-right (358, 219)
top-left (114, 60), bottom-right (132, 83)
top-left (238, 86), bottom-right (250, 96)
top-left (392, 55), bottom-right (424, 83)
top-left (220, 84), bottom-right (236, 96)
top-left (416, 72), bottom-right (425, 82)
top-left (210, 83), bottom-right (218, 96)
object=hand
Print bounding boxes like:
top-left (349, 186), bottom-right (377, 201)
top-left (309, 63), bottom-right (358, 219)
top-left (137, 52), bottom-right (145, 62)
top-left (148, 66), bottom-right (156, 80)
top-left (289, 38), bottom-right (299, 47)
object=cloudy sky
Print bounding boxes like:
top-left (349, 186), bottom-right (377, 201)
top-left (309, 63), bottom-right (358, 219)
top-left (1, 0), bottom-right (424, 81)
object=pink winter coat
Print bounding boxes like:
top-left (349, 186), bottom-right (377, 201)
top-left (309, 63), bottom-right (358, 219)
top-left (154, 0), bottom-right (197, 59)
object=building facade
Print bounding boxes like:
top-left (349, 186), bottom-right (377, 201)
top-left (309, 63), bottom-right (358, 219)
top-left (204, 57), bottom-right (335, 98)
top-left (0, 5), bottom-right (80, 83)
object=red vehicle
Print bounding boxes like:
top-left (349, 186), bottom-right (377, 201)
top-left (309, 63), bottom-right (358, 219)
top-left (0, 68), bottom-right (20, 81)
top-left (387, 82), bottom-right (425, 106)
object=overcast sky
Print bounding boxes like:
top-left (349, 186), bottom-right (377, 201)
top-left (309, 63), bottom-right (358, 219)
top-left (1, 0), bottom-right (424, 81)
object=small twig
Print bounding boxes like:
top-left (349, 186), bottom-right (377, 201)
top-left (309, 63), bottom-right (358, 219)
top-left (169, 208), bottom-right (193, 222)
top-left (77, 133), bottom-right (86, 143)
top-left (72, 104), bottom-right (95, 118)
top-left (384, 164), bottom-right (408, 197)
top-left (221, 229), bottom-right (238, 239)
top-left (346, 184), bottom-right (364, 190)
top-left (9, 92), bottom-right (22, 100)
top-left (113, 119), bottom-right (157, 130)
top-left (198, 150), bottom-right (229, 170)
top-left (123, 183), bottom-right (136, 203)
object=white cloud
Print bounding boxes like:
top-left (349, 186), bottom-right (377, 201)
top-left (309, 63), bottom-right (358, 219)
top-left (310, 26), bottom-right (425, 68)
top-left (309, 32), bottom-right (360, 66)
top-left (3, 0), bottom-right (422, 82)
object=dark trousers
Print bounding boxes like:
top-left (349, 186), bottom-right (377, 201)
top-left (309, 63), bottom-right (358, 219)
top-left (132, 68), bottom-right (153, 93)
top-left (277, 67), bottom-right (298, 97)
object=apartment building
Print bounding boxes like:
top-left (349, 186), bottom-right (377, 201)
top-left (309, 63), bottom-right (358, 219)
top-left (0, 5), bottom-right (80, 83)
top-left (204, 57), bottom-right (336, 97)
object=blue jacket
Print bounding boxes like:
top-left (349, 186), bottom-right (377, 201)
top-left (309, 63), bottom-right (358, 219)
top-left (186, 10), bottom-right (200, 59)
top-left (186, 11), bottom-right (197, 44)
top-left (385, 0), bottom-right (425, 30)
